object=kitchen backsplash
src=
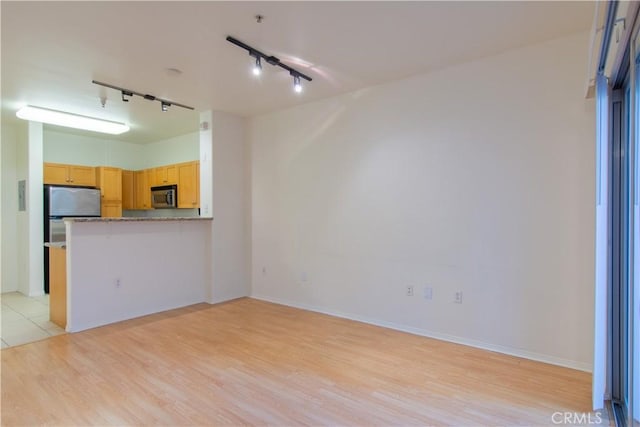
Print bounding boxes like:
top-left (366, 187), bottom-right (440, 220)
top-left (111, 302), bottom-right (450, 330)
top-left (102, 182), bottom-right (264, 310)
top-left (122, 208), bottom-right (200, 218)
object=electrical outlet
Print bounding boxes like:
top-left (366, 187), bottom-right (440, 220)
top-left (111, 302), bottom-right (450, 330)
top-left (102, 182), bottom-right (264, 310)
top-left (298, 272), bottom-right (309, 286)
top-left (454, 291), bottom-right (463, 304)
top-left (406, 286), bottom-right (414, 296)
top-left (115, 278), bottom-right (121, 288)
top-left (423, 287), bottom-right (433, 300)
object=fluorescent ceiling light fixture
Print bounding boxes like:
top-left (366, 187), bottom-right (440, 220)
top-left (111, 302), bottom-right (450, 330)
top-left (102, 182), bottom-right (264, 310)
top-left (16, 106), bottom-right (130, 135)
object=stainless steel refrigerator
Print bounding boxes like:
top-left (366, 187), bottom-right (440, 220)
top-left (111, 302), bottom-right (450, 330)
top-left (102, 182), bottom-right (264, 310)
top-left (43, 185), bottom-right (101, 293)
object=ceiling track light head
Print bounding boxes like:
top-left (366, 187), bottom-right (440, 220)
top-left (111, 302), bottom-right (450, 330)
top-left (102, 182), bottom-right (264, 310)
top-left (252, 56), bottom-right (262, 76)
top-left (293, 75), bottom-right (302, 93)
top-left (121, 90), bottom-right (133, 102)
top-left (161, 101), bottom-right (170, 112)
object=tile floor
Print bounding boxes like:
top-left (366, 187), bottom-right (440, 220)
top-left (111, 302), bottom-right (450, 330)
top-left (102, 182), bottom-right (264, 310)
top-left (1, 292), bottom-right (66, 348)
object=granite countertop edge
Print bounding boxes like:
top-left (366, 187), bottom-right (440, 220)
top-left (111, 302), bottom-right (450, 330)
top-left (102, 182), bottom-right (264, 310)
top-left (64, 217), bottom-right (213, 223)
top-left (44, 242), bottom-right (66, 249)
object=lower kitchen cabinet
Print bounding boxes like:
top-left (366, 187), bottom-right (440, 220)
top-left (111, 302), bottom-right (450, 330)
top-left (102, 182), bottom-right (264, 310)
top-left (49, 247), bottom-right (66, 329)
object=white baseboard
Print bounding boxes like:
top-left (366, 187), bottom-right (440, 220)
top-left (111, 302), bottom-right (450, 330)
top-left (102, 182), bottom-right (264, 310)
top-left (251, 294), bottom-right (592, 373)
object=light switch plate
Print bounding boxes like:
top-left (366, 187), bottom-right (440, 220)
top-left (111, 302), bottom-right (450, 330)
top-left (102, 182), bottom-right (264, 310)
top-left (18, 180), bottom-right (26, 211)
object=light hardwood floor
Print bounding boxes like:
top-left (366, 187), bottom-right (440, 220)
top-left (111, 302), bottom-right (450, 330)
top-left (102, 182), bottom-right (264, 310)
top-left (1, 298), bottom-right (598, 426)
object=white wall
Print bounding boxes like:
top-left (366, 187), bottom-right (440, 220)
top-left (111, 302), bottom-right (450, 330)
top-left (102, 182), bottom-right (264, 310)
top-left (43, 130), bottom-right (145, 169)
top-left (27, 122), bottom-right (44, 296)
top-left (1, 122), bottom-right (30, 295)
top-left (140, 131), bottom-right (199, 168)
top-left (209, 111), bottom-right (250, 303)
top-left (16, 124), bottom-right (29, 295)
top-left (2, 122), bottom-right (46, 296)
top-left (1, 123), bottom-right (20, 293)
top-left (43, 129), bottom-right (199, 170)
top-left (66, 219), bottom-right (212, 332)
top-left (199, 111), bottom-right (213, 219)
top-left (250, 32), bottom-right (595, 371)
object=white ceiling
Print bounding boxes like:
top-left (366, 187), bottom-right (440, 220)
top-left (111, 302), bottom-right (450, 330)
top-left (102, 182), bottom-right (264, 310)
top-left (1, 1), bottom-right (594, 144)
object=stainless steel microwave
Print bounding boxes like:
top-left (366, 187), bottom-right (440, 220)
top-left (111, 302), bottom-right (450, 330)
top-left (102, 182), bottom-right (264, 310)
top-left (151, 185), bottom-right (177, 208)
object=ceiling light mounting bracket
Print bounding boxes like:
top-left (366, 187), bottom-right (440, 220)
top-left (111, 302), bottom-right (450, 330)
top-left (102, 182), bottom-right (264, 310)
top-left (266, 55), bottom-right (280, 66)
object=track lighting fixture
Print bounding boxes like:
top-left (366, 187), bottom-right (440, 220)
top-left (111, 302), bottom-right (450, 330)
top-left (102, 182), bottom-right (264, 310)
top-left (226, 36), bottom-right (312, 92)
top-left (252, 56), bottom-right (262, 76)
top-left (92, 80), bottom-right (194, 111)
top-left (121, 90), bottom-right (133, 102)
top-left (293, 74), bottom-right (302, 93)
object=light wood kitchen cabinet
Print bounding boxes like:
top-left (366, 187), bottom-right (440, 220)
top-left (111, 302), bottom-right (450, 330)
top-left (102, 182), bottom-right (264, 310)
top-left (152, 165), bottom-right (177, 187)
top-left (134, 169), bottom-right (152, 209)
top-left (122, 170), bottom-right (134, 210)
top-left (177, 161), bottom-right (200, 208)
top-left (96, 167), bottom-right (122, 217)
top-left (49, 247), bottom-right (66, 329)
top-left (102, 161), bottom-right (200, 211)
top-left (44, 163), bottom-right (96, 187)
top-left (44, 163), bottom-right (68, 185)
top-left (101, 203), bottom-right (122, 217)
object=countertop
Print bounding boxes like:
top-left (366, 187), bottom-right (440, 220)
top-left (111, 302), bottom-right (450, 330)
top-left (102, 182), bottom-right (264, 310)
top-left (44, 242), bottom-right (66, 249)
top-left (64, 217), bottom-right (213, 223)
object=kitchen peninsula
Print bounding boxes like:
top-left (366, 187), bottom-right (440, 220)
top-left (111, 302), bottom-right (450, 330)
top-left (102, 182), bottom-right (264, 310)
top-left (60, 216), bottom-right (212, 332)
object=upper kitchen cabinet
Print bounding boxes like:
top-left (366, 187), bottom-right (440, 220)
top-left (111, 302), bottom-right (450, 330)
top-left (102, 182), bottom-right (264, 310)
top-left (177, 161), bottom-right (199, 208)
top-left (122, 170), bottom-right (134, 210)
top-left (134, 170), bottom-right (152, 210)
top-left (96, 167), bottom-right (122, 217)
top-left (44, 163), bottom-right (96, 187)
top-left (152, 165), bottom-right (177, 187)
